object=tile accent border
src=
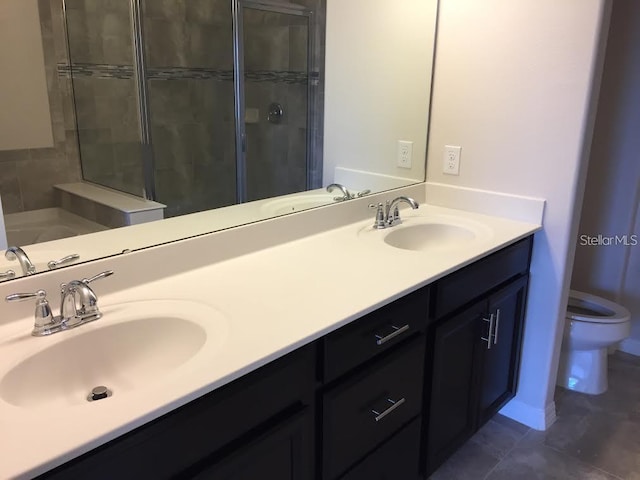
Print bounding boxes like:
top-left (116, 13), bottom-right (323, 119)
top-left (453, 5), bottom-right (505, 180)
top-left (57, 63), bottom-right (134, 79)
top-left (58, 63), bottom-right (316, 85)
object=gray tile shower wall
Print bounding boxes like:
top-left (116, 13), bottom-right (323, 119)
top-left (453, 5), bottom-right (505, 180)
top-left (0, 0), bottom-right (326, 221)
top-left (0, 0), bottom-right (82, 215)
top-left (64, 0), bottom-right (133, 66)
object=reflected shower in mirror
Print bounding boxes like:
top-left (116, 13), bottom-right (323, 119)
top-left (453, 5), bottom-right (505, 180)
top-left (0, 0), bottom-right (438, 280)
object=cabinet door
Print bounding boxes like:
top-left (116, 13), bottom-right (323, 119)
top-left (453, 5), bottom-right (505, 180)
top-left (190, 406), bottom-right (314, 480)
top-left (478, 275), bottom-right (528, 425)
top-left (425, 299), bottom-right (485, 475)
top-left (340, 417), bottom-right (422, 480)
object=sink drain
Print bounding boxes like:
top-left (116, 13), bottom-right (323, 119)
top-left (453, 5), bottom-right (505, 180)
top-left (87, 386), bottom-right (112, 402)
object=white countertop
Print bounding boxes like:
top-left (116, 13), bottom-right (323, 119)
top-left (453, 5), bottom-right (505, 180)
top-left (0, 202), bottom-right (541, 479)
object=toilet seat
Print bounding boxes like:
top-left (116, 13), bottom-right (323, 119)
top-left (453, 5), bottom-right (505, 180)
top-left (567, 290), bottom-right (631, 324)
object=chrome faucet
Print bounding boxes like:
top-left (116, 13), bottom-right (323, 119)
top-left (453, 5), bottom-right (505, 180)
top-left (326, 183), bottom-right (352, 201)
top-left (5, 246), bottom-right (36, 276)
top-left (326, 183), bottom-right (371, 201)
top-left (369, 196), bottom-right (419, 229)
top-left (5, 270), bottom-right (114, 336)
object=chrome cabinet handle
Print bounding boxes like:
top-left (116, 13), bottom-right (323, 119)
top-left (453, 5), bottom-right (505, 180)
top-left (47, 254), bottom-right (80, 270)
top-left (371, 397), bottom-right (406, 422)
top-left (493, 309), bottom-right (501, 345)
top-left (375, 324), bottom-right (410, 345)
top-left (481, 313), bottom-right (495, 350)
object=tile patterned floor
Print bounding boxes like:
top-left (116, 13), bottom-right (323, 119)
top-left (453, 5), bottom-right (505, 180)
top-left (429, 352), bottom-right (640, 480)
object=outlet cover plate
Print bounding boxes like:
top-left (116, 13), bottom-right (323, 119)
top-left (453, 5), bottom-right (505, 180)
top-left (443, 145), bottom-right (461, 175)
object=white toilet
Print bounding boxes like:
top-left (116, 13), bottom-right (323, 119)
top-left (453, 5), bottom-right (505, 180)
top-left (557, 290), bottom-right (631, 395)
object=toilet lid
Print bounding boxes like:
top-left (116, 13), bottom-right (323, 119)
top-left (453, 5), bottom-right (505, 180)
top-left (567, 290), bottom-right (631, 324)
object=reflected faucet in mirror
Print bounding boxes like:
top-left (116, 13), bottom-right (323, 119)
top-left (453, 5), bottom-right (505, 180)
top-left (5, 247), bottom-right (36, 276)
top-left (326, 183), bottom-right (371, 202)
top-left (0, 0), bottom-right (438, 281)
top-left (2, 246), bottom-right (80, 280)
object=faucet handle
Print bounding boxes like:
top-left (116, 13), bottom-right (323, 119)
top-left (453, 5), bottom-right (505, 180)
top-left (83, 270), bottom-right (114, 285)
top-left (369, 203), bottom-right (386, 229)
top-left (0, 270), bottom-right (16, 281)
top-left (47, 254), bottom-right (80, 270)
top-left (5, 290), bottom-right (56, 335)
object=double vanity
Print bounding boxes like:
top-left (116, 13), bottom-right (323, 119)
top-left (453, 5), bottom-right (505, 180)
top-left (0, 186), bottom-right (541, 479)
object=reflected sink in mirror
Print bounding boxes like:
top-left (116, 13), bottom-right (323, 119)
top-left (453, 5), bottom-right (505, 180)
top-left (358, 213), bottom-right (493, 252)
top-left (0, 300), bottom-right (228, 408)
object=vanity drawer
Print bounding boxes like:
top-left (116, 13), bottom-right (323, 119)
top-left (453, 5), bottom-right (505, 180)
top-left (322, 286), bottom-right (429, 383)
top-left (339, 416), bottom-right (422, 480)
top-left (433, 236), bottom-right (532, 319)
top-left (39, 345), bottom-right (316, 480)
top-left (322, 337), bottom-right (425, 480)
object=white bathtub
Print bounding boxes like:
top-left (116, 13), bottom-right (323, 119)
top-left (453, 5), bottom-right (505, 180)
top-left (4, 208), bottom-right (107, 246)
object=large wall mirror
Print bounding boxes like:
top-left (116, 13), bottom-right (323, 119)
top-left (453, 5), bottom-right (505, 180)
top-left (0, 0), bottom-right (437, 281)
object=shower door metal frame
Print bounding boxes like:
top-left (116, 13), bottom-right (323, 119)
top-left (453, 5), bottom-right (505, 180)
top-left (232, 0), bottom-right (316, 203)
top-left (130, 0), bottom-right (156, 201)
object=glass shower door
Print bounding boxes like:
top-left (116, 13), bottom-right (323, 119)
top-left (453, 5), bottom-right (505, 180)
top-left (235, 1), bottom-right (312, 203)
top-left (65, 0), bottom-right (145, 197)
top-left (142, 0), bottom-right (237, 217)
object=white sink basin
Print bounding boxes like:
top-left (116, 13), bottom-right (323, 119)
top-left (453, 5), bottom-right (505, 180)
top-left (0, 300), bottom-right (228, 408)
top-left (260, 194), bottom-right (336, 216)
top-left (384, 223), bottom-right (477, 251)
top-left (358, 214), bottom-right (493, 252)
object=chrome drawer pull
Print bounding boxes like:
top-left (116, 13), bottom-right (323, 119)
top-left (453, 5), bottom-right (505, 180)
top-left (493, 309), bottom-right (501, 345)
top-left (371, 397), bottom-right (406, 422)
top-left (375, 324), bottom-right (410, 345)
top-left (481, 313), bottom-right (495, 350)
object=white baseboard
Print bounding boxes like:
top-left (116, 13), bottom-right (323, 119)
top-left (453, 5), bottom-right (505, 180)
top-left (499, 398), bottom-right (557, 431)
top-left (425, 182), bottom-right (546, 224)
top-left (619, 338), bottom-right (640, 356)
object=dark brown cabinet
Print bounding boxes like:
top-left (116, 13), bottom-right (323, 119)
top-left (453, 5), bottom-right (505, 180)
top-left (425, 299), bottom-right (485, 471)
top-left (424, 237), bottom-right (532, 476)
top-left (339, 417), bottom-right (422, 480)
top-left (38, 346), bottom-right (317, 480)
top-left (190, 406), bottom-right (314, 480)
top-left (34, 236), bottom-right (533, 480)
top-left (322, 337), bottom-right (426, 479)
top-left (320, 286), bottom-right (430, 480)
top-left (478, 276), bottom-right (529, 425)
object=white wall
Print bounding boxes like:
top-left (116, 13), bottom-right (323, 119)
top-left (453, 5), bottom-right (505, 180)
top-left (427, 0), bottom-right (610, 429)
top-left (571, 0), bottom-right (640, 355)
top-left (323, 0), bottom-right (437, 190)
top-left (0, 1), bottom-right (54, 151)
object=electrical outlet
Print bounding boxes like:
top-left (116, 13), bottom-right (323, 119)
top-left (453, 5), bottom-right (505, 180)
top-left (443, 145), bottom-right (461, 175)
top-left (397, 140), bottom-right (413, 169)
